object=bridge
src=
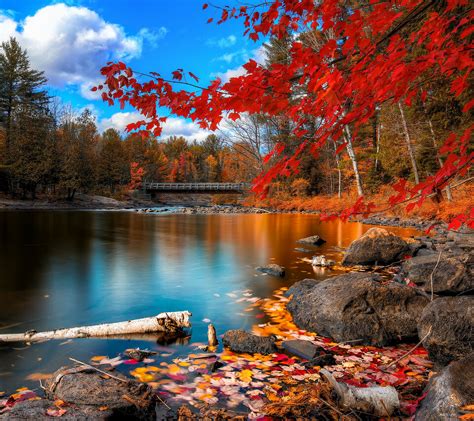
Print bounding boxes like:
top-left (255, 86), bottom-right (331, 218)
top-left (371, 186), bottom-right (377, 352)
top-left (142, 182), bottom-right (251, 193)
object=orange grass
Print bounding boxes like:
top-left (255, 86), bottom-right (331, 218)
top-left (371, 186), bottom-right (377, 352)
top-left (245, 183), bottom-right (474, 223)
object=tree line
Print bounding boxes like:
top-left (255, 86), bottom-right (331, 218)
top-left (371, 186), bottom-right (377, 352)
top-left (0, 33), bottom-right (471, 202)
top-left (0, 38), bottom-right (255, 200)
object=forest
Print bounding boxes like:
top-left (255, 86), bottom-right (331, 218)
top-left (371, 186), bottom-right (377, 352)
top-left (1, 33), bottom-right (471, 221)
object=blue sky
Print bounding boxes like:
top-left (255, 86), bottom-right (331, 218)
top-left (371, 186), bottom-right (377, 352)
top-left (0, 0), bottom-right (265, 140)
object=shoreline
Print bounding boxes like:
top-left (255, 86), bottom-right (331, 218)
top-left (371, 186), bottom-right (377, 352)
top-left (0, 196), bottom-right (443, 230)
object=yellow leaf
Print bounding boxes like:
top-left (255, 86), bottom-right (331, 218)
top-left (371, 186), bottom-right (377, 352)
top-left (26, 373), bottom-right (53, 381)
top-left (168, 364), bottom-right (181, 375)
top-left (90, 356), bottom-right (106, 362)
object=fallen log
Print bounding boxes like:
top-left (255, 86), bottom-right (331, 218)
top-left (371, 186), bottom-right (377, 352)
top-left (320, 369), bottom-right (400, 417)
top-left (0, 311), bottom-right (191, 343)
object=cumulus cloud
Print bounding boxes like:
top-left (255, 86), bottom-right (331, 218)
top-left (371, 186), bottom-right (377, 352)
top-left (0, 4), bottom-right (167, 97)
top-left (98, 113), bottom-right (211, 141)
top-left (214, 46), bottom-right (266, 82)
top-left (208, 34), bottom-right (237, 49)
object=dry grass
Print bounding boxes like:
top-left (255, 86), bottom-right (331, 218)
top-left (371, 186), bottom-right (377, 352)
top-left (244, 183), bottom-right (474, 223)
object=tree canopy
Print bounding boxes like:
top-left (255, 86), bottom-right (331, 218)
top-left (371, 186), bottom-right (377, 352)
top-left (96, 0), bottom-right (473, 228)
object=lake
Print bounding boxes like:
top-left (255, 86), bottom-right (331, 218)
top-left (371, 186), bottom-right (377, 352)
top-left (0, 210), bottom-right (417, 392)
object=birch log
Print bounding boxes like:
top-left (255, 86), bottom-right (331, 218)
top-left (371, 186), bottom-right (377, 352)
top-left (321, 369), bottom-right (400, 417)
top-left (0, 311), bottom-right (191, 343)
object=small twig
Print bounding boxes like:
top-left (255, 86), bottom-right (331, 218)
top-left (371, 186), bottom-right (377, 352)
top-left (155, 393), bottom-right (171, 410)
top-left (68, 357), bottom-right (129, 383)
top-left (430, 252), bottom-right (442, 301)
top-left (386, 327), bottom-right (432, 368)
top-left (315, 396), bottom-right (345, 417)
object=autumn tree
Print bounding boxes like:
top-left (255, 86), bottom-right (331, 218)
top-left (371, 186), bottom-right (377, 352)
top-left (97, 128), bottom-right (129, 192)
top-left (96, 0), bottom-right (473, 227)
top-left (58, 109), bottom-right (98, 200)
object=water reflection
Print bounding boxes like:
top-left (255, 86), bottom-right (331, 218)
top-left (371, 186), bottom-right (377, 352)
top-left (0, 211), bottom-right (416, 391)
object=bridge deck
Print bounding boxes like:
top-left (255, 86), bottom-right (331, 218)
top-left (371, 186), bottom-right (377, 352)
top-left (143, 182), bottom-right (250, 192)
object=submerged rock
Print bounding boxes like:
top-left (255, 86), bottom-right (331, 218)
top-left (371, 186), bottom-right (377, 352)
top-left (256, 264), bottom-right (285, 277)
top-left (287, 273), bottom-right (429, 346)
top-left (222, 330), bottom-right (277, 355)
top-left (418, 296), bottom-right (474, 366)
top-left (415, 353), bottom-right (474, 420)
top-left (296, 235), bottom-right (326, 246)
top-left (401, 253), bottom-right (473, 295)
top-left (342, 227), bottom-right (409, 266)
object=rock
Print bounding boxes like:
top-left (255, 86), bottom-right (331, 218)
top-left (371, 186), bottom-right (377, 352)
top-left (418, 296), bottom-right (474, 366)
top-left (285, 278), bottom-right (317, 300)
top-left (256, 263), bottom-right (285, 277)
top-left (342, 227), bottom-right (409, 266)
top-left (415, 353), bottom-right (474, 420)
top-left (124, 348), bottom-right (157, 362)
top-left (296, 235), bottom-right (326, 245)
top-left (294, 247), bottom-right (312, 253)
top-left (287, 273), bottom-right (429, 346)
top-left (0, 399), bottom-right (114, 420)
top-left (44, 367), bottom-right (156, 419)
top-left (222, 330), bottom-right (277, 355)
top-left (308, 353), bottom-right (336, 367)
top-left (401, 254), bottom-right (473, 295)
top-left (311, 255), bottom-right (335, 267)
top-left (282, 339), bottom-right (328, 360)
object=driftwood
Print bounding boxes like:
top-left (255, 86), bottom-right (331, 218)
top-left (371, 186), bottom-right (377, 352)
top-left (207, 323), bottom-right (218, 347)
top-left (320, 369), bottom-right (400, 417)
top-left (0, 311), bottom-right (191, 343)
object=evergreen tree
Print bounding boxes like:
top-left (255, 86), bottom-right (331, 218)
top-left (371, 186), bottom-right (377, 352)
top-left (0, 37), bottom-right (48, 158)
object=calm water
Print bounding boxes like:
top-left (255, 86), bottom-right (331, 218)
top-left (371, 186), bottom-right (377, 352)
top-left (0, 211), bottom-right (417, 392)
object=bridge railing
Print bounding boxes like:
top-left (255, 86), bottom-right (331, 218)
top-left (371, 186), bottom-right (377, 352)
top-left (142, 182), bottom-right (251, 191)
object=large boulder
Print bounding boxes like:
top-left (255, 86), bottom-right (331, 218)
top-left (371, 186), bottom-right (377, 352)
top-left (415, 353), bottom-right (474, 420)
top-left (44, 367), bottom-right (156, 419)
top-left (418, 296), bottom-right (474, 366)
top-left (222, 330), bottom-right (277, 355)
top-left (0, 399), bottom-right (114, 420)
top-left (285, 278), bottom-right (318, 300)
top-left (287, 273), bottom-right (429, 346)
top-left (342, 228), bottom-right (409, 266)
top-left (401, 253), bottom-right (473, 295)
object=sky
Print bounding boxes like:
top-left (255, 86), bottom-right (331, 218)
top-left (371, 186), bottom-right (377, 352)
top-left (0, 0), bottom-right (265, 141)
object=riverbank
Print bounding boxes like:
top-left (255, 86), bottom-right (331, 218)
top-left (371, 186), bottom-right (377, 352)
top-left (0, 193), bottom-right (154, 211)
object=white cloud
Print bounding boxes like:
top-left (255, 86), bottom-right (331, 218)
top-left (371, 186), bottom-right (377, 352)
top-left (207, 34), bottom-right (237, 49)
top-left (0, 4), bottom-right (167, 98)
top-left (98, 113), bottom-right (211, 141)
top-left (138, 27), bottom-right (168, 48)
top-left (214, 46), bottom-right (266, 82)
top-left (0, 13), bottom-right (19, 41)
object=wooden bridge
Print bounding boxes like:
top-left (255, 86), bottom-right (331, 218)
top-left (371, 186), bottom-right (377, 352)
top-left (142, 182), bottom-right (250, 193)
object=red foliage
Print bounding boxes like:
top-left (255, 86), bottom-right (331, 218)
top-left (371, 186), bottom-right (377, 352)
top-left (95, 0), bottom-right (473, 226)
top-left (129, 162), bottom-right (144, 190)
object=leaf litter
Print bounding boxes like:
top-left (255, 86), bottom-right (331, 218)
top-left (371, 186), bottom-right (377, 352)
top-left (4, 287), bottom-right (433, 418)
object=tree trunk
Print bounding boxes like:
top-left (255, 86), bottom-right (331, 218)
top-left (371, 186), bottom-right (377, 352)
top-left (344, 125), bottom-right (363, 197)
top-left (398, 102), bottom-right (420, 185)
top-left (332, 139), bottom-right (343, 198)
top-left (425, 112), bottom-right (452, 201)
top-left (0, 311), bottom-right (191, 343)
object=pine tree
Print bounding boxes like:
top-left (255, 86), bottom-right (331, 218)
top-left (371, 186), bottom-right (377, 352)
top-left (0, 37), bottom-right (48, 158)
